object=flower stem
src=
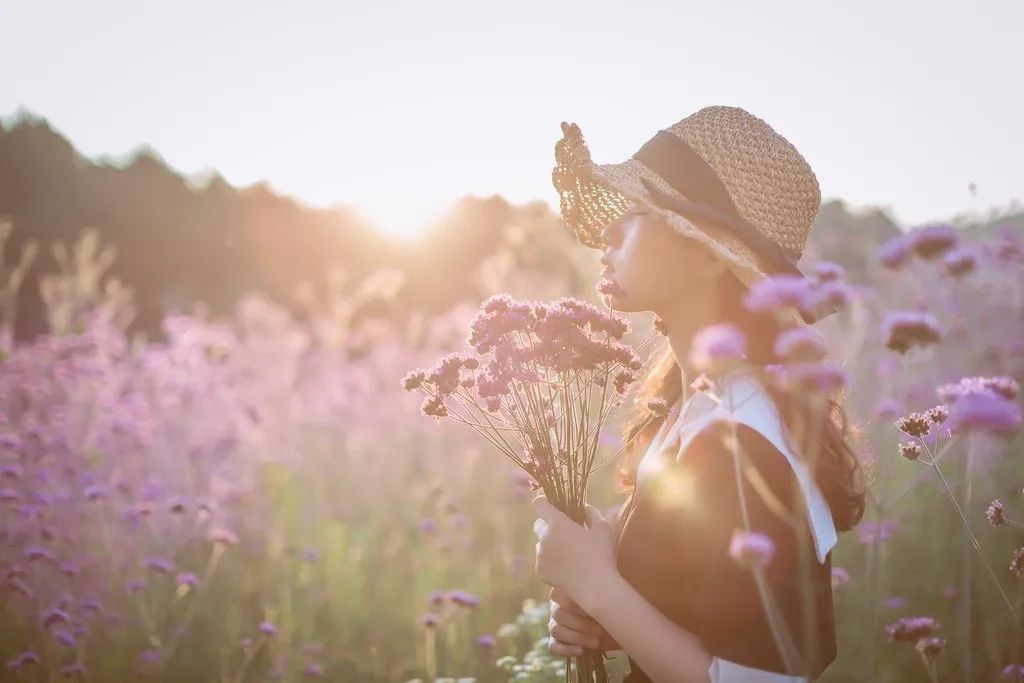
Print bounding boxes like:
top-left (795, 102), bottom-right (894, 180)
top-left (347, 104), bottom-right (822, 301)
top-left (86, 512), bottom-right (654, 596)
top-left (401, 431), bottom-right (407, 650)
top-left (926, 446), bottom-right (1022, 631)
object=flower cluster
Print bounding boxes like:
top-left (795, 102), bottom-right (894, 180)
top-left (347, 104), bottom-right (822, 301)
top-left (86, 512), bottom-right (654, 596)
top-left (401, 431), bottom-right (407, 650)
top-left (898, 442), bottom-right (921, 461)
top-left (742, 267), bottom-right (852, 321)
top-left (882, 311), bottom-right (941, 354)
top-left (765, 361), bottom-right (849, 395)
top-left (885, 615), bottom-right (939, 643)
top-left (986, 499), bottom-right (1007, 527)
top-left (937, 376), bottom-right (1020, 403)
top-left (944, 247), bottom-right (976, 277)
top-left (728, 529), bottom-right (775, 571)
top-left (896, 412), bottom-right (932, 438)
top-left (773, 326), bottom-right (828, 362)
top-left (404, 294), bottom-right (643, 420)
top-left (945, 391), bottom-right (1021, 437)
top-left (877, 223), bottom-right (961, 270)
top-left (646, 398), bottom-right (670, 418)
top-left (1003, 665), bottom-right (1024, 682)
top-left (1011, 548), bottom-right (1024, 578)
top-left (689, 323), bottom-right (747, 374)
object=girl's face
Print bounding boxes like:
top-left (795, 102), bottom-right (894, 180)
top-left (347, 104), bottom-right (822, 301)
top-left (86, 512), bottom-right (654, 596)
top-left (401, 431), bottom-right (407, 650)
top-left (598, 201), bottom-right (725, 314)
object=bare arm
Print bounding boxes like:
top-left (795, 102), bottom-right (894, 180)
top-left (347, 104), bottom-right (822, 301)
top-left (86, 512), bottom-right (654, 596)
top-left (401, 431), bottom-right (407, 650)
top-left (533, 498), bottom-right (713, 683)
top-left (576, 573), bottom-right (713, 683)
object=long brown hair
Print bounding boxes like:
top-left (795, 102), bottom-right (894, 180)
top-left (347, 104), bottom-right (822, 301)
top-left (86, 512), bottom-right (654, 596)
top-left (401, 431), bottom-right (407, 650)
top-left (611, 269), bottom-right (867, 546)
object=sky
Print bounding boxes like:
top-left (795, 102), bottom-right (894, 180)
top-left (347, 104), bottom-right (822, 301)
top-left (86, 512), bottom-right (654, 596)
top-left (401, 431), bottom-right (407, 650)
top-left (1, 0), bottom-right (1021, 238)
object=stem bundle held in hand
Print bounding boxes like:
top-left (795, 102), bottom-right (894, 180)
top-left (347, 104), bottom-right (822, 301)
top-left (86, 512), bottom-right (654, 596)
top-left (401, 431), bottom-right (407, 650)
top-left (404, 293), bottom-right (644, 682)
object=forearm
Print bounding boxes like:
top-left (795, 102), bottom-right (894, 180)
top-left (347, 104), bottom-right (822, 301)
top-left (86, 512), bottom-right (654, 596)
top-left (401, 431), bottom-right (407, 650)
top-left (581, 573), bottom-right (712, 683)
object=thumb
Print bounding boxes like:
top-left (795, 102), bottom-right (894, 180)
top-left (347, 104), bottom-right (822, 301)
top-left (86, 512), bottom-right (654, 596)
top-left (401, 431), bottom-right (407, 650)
top-left (584, 504), bottom-right (609, 530)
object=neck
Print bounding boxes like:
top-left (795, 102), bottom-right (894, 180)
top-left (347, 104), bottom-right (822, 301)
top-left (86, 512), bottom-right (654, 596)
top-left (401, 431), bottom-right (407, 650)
top-left (657, 288), bottom-right (723, 395)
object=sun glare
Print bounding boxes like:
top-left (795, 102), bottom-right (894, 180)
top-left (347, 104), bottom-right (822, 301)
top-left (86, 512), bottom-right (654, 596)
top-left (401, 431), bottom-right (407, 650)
top-left (350, 195), bottom-right (450, 241)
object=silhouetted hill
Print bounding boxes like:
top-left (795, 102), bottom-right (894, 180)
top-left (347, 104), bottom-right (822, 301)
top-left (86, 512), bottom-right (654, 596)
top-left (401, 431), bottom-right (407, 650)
top-left (0, 112), bottom-right (529, 341)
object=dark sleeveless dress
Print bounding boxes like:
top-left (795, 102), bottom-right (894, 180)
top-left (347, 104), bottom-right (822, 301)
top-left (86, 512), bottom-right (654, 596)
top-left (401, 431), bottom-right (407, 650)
top-left (614, 380), bottom-right (838, 681)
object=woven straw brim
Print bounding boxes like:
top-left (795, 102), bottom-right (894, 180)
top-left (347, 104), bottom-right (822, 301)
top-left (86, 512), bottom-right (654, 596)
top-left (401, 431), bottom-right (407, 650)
top-left (562, 157), bottom-right (806, 328)
top-left (595, 158), bottom-right (766, 283)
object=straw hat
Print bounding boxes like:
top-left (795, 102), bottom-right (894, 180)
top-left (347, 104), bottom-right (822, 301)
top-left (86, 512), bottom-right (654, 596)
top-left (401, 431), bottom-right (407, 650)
top-left (551, 105), bottom-right (825, 318)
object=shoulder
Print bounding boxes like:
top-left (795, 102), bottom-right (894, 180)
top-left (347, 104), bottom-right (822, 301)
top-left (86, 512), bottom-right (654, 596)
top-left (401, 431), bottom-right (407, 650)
top-left (685, 373), bottom-right (839, 563)
top-left (672, 374), bottom-right (791, 468)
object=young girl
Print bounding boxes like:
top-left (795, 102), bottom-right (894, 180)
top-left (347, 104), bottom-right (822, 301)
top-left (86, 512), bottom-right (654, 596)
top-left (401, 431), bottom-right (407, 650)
top-left (533, 106), bottom-right (867, 682)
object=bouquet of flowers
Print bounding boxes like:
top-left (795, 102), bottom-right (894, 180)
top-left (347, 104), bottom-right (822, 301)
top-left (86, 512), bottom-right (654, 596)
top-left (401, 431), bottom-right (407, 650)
top-left (403, 293), bottom-right (653, 682)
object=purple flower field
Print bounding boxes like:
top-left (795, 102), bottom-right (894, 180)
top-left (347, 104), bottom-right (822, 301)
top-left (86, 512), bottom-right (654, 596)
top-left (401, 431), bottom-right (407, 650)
top-left (1, 219), bottom-right (1024, 682)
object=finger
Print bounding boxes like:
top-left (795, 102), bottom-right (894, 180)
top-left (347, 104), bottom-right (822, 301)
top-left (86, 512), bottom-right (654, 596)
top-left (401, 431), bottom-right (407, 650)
top-left (548, 638), bottom-right (583, 658)
top-left (583, 504), bottom-right (608, 529)
top-left (552, 604), bottom-right (603, 638)
top-left (550, 623), bottom-right (600, 651)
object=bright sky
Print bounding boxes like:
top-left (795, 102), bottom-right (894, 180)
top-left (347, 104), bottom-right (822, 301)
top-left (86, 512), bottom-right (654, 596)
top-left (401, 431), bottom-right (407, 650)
top-left (2, 0), bottom-right (1021, 237)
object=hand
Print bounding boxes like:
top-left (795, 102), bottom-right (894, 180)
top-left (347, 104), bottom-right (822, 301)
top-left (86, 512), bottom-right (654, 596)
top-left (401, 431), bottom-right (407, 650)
top-left (532, 495), bottom-right (619, 614)
top-left (547, 585), bottom-right (620, 658)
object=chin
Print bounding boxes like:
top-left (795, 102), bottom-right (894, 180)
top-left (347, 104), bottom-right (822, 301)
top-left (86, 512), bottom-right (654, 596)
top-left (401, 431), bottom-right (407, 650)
top-left (603, 293), bottom-right (642, 313)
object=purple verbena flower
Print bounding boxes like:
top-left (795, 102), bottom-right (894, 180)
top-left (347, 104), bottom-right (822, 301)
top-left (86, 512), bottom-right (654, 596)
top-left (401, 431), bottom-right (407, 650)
top-left (898, 442), bottom-right (921, 461)
top-left (882, 311), bottom-right (941, 354)
top-left (938, 376), bottom-right (1020, 403)
top-left (915, 636), bottom-right (947, 657)
top-left (812, 261), bottom-right (846, 283)
top-left (830, 567), bottom-right (850, 588)
top-left (886, 616), bottom-right (938, 643)
top-left (773, 326), bottom-right (827, 362)
top-left (728, 530), bottom-right (775, 571)
top-left (41, 607), bottom-right (70, 628)
top-left (877, 235), bottom-right (913, 270)
top-left (987, 500), bottom-right (1007, 528)
top-left (896, 412), bottom-right (932, 438)
top-left (944, 247), bottom-right (976, 276)
top-left (447, 589), bottom-right (480, 608)
top-left (420, 395), bottom-right (448, 419)
top-left (910, 224), bottom-right (959, 259)
top-left (401, 369), bottom-right (427, 391)
top-left (1010, 548), bottom-right (1024, 578)
top-left (743, 275), bottom-right (815, 314)
top-left (646, 398), bottom-right (670, 418)
top-left (689, 323), bottom-right (747, 372)
top-left (770, 362), bottom-right (848, 394)
top-left (874, 398), bottom-right (902, 420)
top-left (946, 391), bottom-right (1021, 436)
top-left (926, 405), bottom-right (948, 425)
top-left (6, 651), bottom-right (41, 670)
top-left (146, 557), bottom-right (175, 574)
top-left (1004, 664), bottom-right (1024, 681)
top-left (596, 278), bottom-right (626, 299)
top-left (175, 572), bottom-right (199, 588)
